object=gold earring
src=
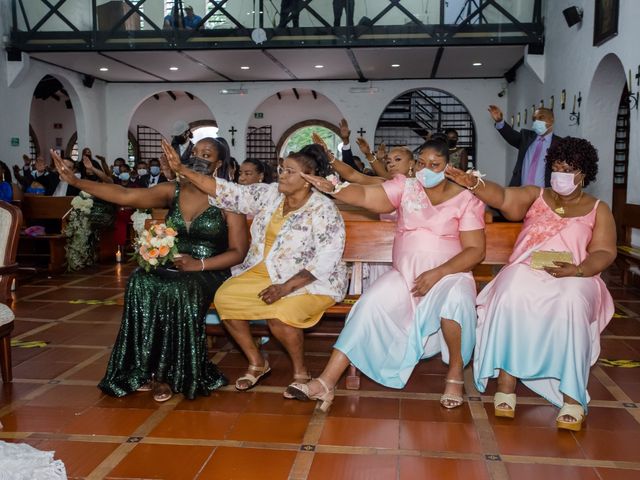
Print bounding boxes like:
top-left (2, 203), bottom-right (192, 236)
top-left (305, 182), bottom-right (310, 187)
top-left (408, 166), bottom-right (414, 177)
top-left (581, 178), bottom-right (584, 187)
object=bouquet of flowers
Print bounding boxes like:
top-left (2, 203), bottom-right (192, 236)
top-left (133, 222), bottom-right (179, 272)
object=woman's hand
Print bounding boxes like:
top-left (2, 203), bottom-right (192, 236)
top-left (355, 137), bottom-right (371, 156)
top-left (376, 142), bottom-right (387, 161)
top-left (544, 261), bottom-right (579, 278)
top-left (258, 283), bottom-right (291, 304)
top-left (50, 149), bottom-right (79, 186)
top-left (172, 254), bottom-right (202, 272)
top-left (82, 156), bottom-right (95, 173)
top-left (412, 269), bottom-right (444, 297)
top-left (161, 138), bottom-right (185, 176)
top-left (444, 165), bottom-right (476, 189)
top-left (311, 132), bottom-right (330, 154)
top-left (300, 172), bottom-right (335, 193)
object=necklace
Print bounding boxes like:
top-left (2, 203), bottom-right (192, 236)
top-left (553, 191), bottom-right (583, 216)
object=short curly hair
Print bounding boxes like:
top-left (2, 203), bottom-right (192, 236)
top-left (545, 137), bottom-right (598, 187)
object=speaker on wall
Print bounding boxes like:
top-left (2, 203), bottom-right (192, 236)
top-left (562, 6), bottom-right (583, 28)
top-left (82, 74), bottom-right (95, 88)
top-left (7, 48), bottom-right (22, 62)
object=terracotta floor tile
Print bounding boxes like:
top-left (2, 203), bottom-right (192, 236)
top-left (604, 367), bottom-right (640, 384)
top-left (600, 338), bottom-right (640, 358)
top-left (95, 391), bottom-right (161, 409)
top-left (227, 413), bottom-right (310, 444)
top-left (587, 374), bottom-right (617, 401)
top-left (308, 453), bottom-right (398, 480)
top-left (617, 302), bottom-right (640, 315)
top-left (329, 396), bottom-right (400, 419)
top-left (337, 373), bottom-right (397, 392)
top-left (26, 385), bottom-right (104, 409)
top-left (484, 403), bottom-right (559, 428)
top-left (69, 276), bottom-right (124, 288)
top-left (574, 429), bottom-right (640, 462)
top-left (13, 360), bottom-right (77, 379)
top-left (11, 319), bottom-right (46, 335)
top-left (492, 425), bottom-right (585, 458)
top-left (149, 410), bottom-right (238, 440)
top-left (412, 355), bottom-right (452, 375)
top-left (596, 467), bottom-right (640, 480)
top-left (244, 392), bottom-right (316, 416)
top-left (318, 417), bottom-right (399, 449)
top-left (581, 407), bottom-right (640, 432)
top-left (175, 390), bottom-right (253, 413)
top-left (403, 373), bottom-right (449, 394)
top-left (604, 317), bottom-right (640, 336)
top-left (401, 399), bottom-right (473, 423)
top-left (11, 346), bottom-right (47, 365)
top-left (399, 420), bottom-right (481, 453)
top-left (0, 406), bottom-right (78, 433)
top-left (106, 443), bottom-right (213, 480)
top-left (66, 356), bottom-right (110, 381)
top-left (15, 301), bottom-right (89, 320)
top-left (28, 346), bottom-right (101, 364)
top-left (609, 287), bottom-right (640, 301)
top-left (623, 338), bottom-right (640, 355)
top-left (0, 382), bottom-right (42, 407)
top-left (505, 463), bottom-right (599, 480)
top-left (70, 304), bottom-right (124, 323)
top-left (197, 446), bottom-right (296, 480)
top-left (35, 440), bottom-right (119, 478)
top-left (29, 287), bottom-right (117, 302)
top-left (20, 323), bottom-right (94, 344)
top-left (618, 382), bottom-right (640, 402)
top-left (399, 457), bottom-right (489, 480)
top-left (61, 406), bottom-right (154, 436)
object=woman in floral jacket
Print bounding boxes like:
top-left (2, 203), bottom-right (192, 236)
top-left (165, 142), bottom-right (348, 395)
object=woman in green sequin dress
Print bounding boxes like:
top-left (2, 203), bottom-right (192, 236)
top-left (51, 139), bottom-right (249, 401)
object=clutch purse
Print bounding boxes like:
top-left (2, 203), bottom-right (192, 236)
top-left (530, 250), bottom-right (574, 269)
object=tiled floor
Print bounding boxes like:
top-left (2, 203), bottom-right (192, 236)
top-left (2, 263), bottom-right (640, 479)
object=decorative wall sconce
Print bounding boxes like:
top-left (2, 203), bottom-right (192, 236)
top-left (627, 67), bottom-right (639, 110)
top-left (517, 112), bottom-right (521, 127)
top-left (550, 95), bottom-right (555, 110)
top-left (561, 89), bottom-right (566, 110)
top-left (569, 92), bottom-right (582, 126)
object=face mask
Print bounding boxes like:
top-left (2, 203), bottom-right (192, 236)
top-left (150, 166), bottom-right (161, 176)
top-left (532, 119), bottom-right (548, 136)
top-left (74, 172), bottom-right (82, 179)
top-left (112, 166), bottom-right (120, 175)
top-left (137, 168), bottom-right (148, 176)
top-left (186, 156), bottom-right (213, 175)
top-left (416, 167), bottom-right (446, 188)
top-left (550, 171), bottom-right (579, 196)
top-left (448, 139), bottom-right (458, 148)
top-left (119, 172), bottom-right (130, 182)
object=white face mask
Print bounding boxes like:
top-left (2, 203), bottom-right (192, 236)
top-left (74, 172), bottom-right (82, 179)
top-left (137, 168), bottom-right (148, 176)
top-left (532, 119), bottom-right (549, 136)
top-left (550, 171), bottom-right (579, 196)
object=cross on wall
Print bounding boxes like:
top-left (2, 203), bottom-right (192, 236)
top-left (357, 128), bottom-right (366, 137)
top-left (228, 126), bottom-right (237, 146)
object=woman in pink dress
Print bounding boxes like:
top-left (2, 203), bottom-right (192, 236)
top-left (287, 139), bottom-right (486, 411)
top-left (447, 137), bottom-right (616, 431)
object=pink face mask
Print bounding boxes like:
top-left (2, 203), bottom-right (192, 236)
top-left (550, 171), bottom-right (579, 196)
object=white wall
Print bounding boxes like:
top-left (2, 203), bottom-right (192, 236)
top-left (504, 0), bottom-right (640, 207)
top-left (30, 96), bottom-right (77, 160)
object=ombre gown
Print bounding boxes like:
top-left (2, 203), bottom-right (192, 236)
top-left (335, 175), bottom-right (485, 388)
top-left (474, 190), bottom-right (614, 409)
top-left (99, 184), bottom-right (229, 399)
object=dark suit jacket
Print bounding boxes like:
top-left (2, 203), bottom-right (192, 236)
top-left (497, 122), bottom-right (561, 187)
top-left (138, 173), bottom-right (168, 188)
top-left (340, 145), bottom-right (359, 171)
top-left (48, 173), bottom-right (80, 196)
top-left (172, 139), bottom-right (194, 164)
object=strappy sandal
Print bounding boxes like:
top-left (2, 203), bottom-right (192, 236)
top-left (152, 382), bottom-right (173, 403)
top-left (283, 372), bottom-right (311, 399)
top-left (235, 361), bottom-right (271, 391)
top-left (556, 403), bottom-right (585, 432)
top-left (136, 381), bottom-right (154, 392)
top-left (440, 379), bottom-right (465, 409)
top-left (494, 392), bottom-right (516, 418)
top-left (285, 377), bottom-right (335, 413)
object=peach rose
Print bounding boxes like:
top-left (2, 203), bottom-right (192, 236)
top-left (148, 248), bottom-right (159, 259)
top-left (165, 227), bottom-right (177, 237)
top-left (158, 245), bottom-right (170, 257)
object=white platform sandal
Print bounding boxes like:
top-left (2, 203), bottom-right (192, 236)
top-left (494, 392), bottom-right (516, 418)
top-left (556, 403), bottom-right (585, 432)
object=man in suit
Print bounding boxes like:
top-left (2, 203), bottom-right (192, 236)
top-left (138, 158), bottom-right (168, 188)
top-left (170, 120), bottom-right (194, 165)
top-left (488, 105), bottom-right (561, 187)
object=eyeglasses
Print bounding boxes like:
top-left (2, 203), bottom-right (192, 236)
top-left (277, 166), bottom-right (300, 176)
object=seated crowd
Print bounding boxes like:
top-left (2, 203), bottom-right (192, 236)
top-left (12, 108), bottom-right (614, 434)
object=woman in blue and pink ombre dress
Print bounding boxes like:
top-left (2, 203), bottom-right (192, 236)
top-left (287, 140), bottom-right (486, 412)
top-left (447, 137), bottom-right (616, 432)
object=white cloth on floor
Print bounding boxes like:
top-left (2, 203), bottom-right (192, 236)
top-left (0, 441), bottom-right (67, 480)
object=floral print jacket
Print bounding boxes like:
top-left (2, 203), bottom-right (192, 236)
top-left (209, 179), bottom-right (348, 302)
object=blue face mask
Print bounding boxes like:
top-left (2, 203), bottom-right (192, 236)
top-left (532, 119), bottom-right (548, 136)
top-left (416, 167), bottom-right (446, 188)
top-left (119, 172), bottom-right (130, 182)
top-left (150, 166), bottom-right (161, 176)
top-left (112, 166), bottom-right (120, 175)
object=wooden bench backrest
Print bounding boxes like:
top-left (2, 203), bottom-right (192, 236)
top-left (620, 204), bottom-right (640, 245)
top-left (483, 222), bottom-right (522, 264)
top-left (21, 195), bottom-right (73, 221)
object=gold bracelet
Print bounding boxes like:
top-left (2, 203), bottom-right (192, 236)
top-left (328, 153), bottom-right (336, 165)
top-left (370, 154), bottom-right (377, 164)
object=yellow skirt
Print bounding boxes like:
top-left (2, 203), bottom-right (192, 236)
top-left (214, 262), bottom-right (334, 329)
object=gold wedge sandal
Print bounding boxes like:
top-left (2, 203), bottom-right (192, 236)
top-left (494, 392), bottom-right (516, 418)
top-left (556, 403), bottom-right (585, 432)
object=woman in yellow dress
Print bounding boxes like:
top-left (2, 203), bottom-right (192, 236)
top-left (163, 141), bottom-right (348, 394)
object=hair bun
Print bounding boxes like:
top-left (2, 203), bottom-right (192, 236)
top-left (299, 144), bottom-right (331, 177)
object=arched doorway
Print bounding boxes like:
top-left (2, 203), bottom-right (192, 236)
top-left (248, 89), bottom-right (344, 167)
top-left (584, 53), bottom-right (627, 207)
top-left (30, 75), bottom-right (77, 164)
top-left (277, 120), bottom-right (341, 158)
top-left (375, 88), bottom-right (476, 168)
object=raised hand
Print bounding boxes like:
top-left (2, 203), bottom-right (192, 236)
top-left (339, 118), bottom-right (350, 142)
top-left (355, 137), bottom-right (371, 156)
top-left (444, 164), bottom-right (476, 189)
top-left (82, 156), bottom-right (95, 172)
top-left (376, 142), bottom-right (387, 161)
top-left (300, 172), bottom-right (335, 194)
top-left (488, 105), bottom-right (504, 123)
top-left (161, 138), bottom-right (184, 176)
top-left (50, 149), bottom-right (78, 185)
top-left (311, 132), bottom-right (330, 153)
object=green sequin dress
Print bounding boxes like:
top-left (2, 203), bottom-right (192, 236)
top-left (99, 184), bottom-right (229, 399)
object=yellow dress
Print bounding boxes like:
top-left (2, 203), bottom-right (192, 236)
top-left (214, 201), bottom-right (335, 328)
